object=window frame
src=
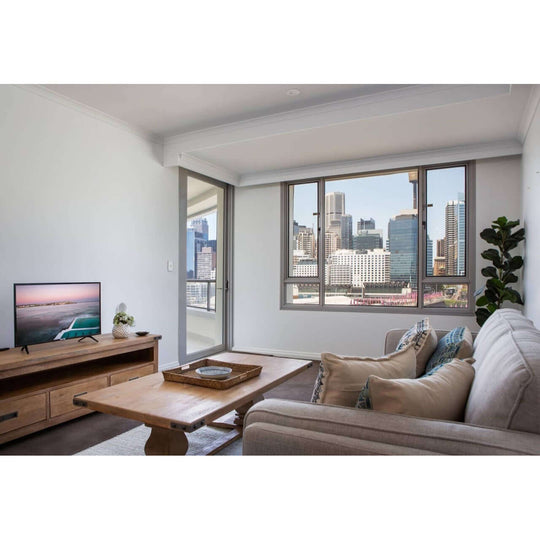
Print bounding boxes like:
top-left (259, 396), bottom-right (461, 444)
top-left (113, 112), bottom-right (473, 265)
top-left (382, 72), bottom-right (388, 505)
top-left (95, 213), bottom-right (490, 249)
top-left (280, 161), bottom-right (475, 315)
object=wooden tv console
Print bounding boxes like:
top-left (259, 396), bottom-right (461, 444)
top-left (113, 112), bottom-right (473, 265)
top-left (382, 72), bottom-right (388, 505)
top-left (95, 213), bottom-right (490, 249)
top-left (0, 333), bottom-right (161, 445)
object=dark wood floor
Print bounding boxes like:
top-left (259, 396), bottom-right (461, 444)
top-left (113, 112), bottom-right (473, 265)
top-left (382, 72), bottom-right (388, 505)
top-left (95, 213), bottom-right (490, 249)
top-left (0, 361), bottom-right (318, 455)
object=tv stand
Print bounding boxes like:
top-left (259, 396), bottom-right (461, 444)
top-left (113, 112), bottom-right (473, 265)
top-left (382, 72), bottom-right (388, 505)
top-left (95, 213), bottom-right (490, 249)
top-left (78, 335), bottom-right (99, 343)
top-left (20, 345), bottom-right (29, 355)
top-left (0, 333), bottom-right (161, 445)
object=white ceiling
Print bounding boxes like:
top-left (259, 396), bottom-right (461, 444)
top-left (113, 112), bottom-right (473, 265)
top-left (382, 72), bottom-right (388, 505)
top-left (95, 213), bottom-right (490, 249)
top-left (192, 86), bottom-right (530, 174)
top-left (40, 84), bottom-right (534, 185)
top-left (44, 84), bottom-right (405, 137)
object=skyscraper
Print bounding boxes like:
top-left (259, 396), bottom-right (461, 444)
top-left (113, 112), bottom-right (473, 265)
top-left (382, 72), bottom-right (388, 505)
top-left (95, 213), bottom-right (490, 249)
top-left (325, 192), bottom-right (345, 230)
top-left (353, 229), bottom-right (383, 251)
top-left (409, 171), bottom-right (418, 210)
top-left (357, 218), bottom-right (376, 232)
top-left (196, 247), bottom-right (215, 280)
top-left (388, 209), bottom-right (418, 284)
top-left (341, 214), bottom-right (353, 249)
top-left (296, 226), bottom-right (315, 258)
top-left (445, 194), bottom-right (466, 276)
top-left (191, 218), bottom-right (209, 241)
top-left (426, 235), bottom-right (434, 276)
top-left (186, 227), bottom-right (195, 278)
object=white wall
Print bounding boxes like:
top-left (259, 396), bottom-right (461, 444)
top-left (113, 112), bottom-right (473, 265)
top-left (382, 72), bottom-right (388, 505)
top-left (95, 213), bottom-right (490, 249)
top-left (0, 86), bottom-right (179, 367)
top-left (522, 98), bottom-right (540, 327)
top-left (233, 156), bottom-right (522, 359)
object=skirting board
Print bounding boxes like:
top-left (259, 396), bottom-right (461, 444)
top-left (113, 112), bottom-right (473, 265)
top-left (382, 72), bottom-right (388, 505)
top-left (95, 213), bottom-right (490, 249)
top-left (231, 346), bottom-right (321, 361)
top-left (159, 360), bottom-right (181, 371)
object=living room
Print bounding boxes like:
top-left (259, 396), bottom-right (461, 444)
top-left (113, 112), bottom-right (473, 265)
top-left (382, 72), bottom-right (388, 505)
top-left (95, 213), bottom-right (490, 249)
top-left (2, 3), bottom-right (538, 539)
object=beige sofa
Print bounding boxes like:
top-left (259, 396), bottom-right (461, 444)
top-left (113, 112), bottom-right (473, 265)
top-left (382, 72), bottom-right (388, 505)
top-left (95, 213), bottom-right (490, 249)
top-left (243, 309), bottom-right (540, 455)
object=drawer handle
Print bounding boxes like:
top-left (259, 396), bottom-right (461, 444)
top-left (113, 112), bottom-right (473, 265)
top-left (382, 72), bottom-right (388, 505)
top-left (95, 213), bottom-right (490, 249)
top-left (128, 376), bottom-right (139, 381)
top-left (0, 411), bottom-right (18, 422)
top-left (73, 391), bottom-right (88, 398)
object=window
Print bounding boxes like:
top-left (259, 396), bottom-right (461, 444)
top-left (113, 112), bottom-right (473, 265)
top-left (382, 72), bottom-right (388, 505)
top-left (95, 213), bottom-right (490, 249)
top-left (282, 162), bottom-right (474, 313)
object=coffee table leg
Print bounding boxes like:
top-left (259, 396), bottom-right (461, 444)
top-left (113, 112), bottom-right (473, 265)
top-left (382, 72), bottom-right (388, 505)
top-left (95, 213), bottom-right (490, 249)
top-left (144, 425), bottom-right (189, 455)
top-left (233, 400), bottom-right (254, 428)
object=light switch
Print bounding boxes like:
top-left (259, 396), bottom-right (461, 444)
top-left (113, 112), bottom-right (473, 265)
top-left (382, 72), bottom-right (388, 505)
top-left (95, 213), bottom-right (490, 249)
top-left (167, 260), bottom-right (174, 272)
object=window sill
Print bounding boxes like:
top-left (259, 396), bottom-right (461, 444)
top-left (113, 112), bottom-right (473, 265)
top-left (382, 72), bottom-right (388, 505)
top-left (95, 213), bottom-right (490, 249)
top-left (280, 303), bottom-right (475, 316)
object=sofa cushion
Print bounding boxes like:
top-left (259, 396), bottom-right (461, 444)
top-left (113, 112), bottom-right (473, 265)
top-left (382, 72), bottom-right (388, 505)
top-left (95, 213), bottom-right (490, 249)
top-left (311, 346), bottom-right (416, 408)
top-left (363, 358), bottom-right (475, 421)
top-left (396, 318), bottom-right (438, 377)
top-left (465, 309), bottom-right (540, 434)
top-left (424, 326), bottom-right (474, 374)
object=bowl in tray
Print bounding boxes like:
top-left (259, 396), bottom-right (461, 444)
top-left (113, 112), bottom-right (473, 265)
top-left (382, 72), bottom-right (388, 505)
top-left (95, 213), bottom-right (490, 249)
top-left (195, 366), bottom-right (232, 380)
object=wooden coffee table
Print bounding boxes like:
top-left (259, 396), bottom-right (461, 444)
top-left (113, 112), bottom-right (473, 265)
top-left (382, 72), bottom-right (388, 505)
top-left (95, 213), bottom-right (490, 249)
top-left (73, 352), bottom-right (312, 455)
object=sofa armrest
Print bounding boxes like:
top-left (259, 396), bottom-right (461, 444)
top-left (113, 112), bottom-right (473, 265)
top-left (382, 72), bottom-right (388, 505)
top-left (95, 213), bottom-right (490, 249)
top-left (384, 329), bottom-right (408, 354)
top-left (243, 399), bottom-right (540, 455)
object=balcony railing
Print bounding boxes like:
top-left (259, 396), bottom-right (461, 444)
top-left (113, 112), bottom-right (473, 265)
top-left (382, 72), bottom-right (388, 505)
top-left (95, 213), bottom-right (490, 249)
top-left (186, 279), bottom-right (216, 312)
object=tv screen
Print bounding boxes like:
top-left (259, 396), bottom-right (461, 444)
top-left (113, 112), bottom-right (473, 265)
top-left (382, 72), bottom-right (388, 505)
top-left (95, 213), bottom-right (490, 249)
top-left (14, 282), bottom-right (101, 347)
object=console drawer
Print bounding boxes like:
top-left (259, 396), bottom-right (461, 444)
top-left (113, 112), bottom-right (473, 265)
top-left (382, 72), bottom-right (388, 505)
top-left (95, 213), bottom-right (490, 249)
top-left (110, 363), bottom-right (154, 386)
top-left (0, 394), bottom-right (47, 435)
top-left (50, 377), bottom-right (108, 418)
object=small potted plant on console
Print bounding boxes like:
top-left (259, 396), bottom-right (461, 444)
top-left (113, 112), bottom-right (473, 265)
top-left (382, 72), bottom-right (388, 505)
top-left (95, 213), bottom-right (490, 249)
top-left (112, 303), bottom-right (135, 339)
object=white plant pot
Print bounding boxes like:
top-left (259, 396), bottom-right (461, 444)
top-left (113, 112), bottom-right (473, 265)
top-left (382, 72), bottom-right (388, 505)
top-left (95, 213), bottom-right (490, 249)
top-left (112, 324), bottom-right (131, 339)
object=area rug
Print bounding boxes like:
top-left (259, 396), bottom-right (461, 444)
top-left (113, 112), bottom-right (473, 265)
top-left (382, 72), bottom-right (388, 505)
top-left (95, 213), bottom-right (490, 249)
top-left (76, 425), bottom-right (243, 456)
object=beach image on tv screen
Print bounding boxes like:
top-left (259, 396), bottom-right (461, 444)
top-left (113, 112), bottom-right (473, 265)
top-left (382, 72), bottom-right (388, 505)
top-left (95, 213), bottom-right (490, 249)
top-left (15, 283), bottom-right (100, 346)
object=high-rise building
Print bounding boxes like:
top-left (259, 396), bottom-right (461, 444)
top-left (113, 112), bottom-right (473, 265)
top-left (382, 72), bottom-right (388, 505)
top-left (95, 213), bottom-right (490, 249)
top-left (341, 214), bottom-right (353, 250)
top-left (196, 247), bottom-right (215, 280)
top-left (409, 171), bottom-right (418, 210)
top-left (326, 249), bottom-right (390, 286)
top-left (388, 209), bottom-right (418, 284)
top-left (353, 229), bottom-right (383, 251)
top-left (445, 194), bottom-right (466, 276)
top-left (293, 257), bottom-right (318, 278)
top-left (191, 218), bottom-right (209, 241)
top-left (357, 218), bottom-right (376, 232)
top-left (325, 231), bottom-right (341, 257)
top-left (325, 192), bottom-right (345, 230)
top-left (186, 227), bottom-right (195, 279)
top-left (436, 239), bottom-right (445, 258)
top-left (296, 226), bottom-right (315, 258)
top-left (433, 256), bottom-right (446, 276)
top-left (426, 235), bottom-right (434, 276)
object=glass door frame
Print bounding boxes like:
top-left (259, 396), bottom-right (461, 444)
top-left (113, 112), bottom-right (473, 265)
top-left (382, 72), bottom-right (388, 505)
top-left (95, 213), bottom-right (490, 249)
top-left (179, 168), bottom-right (233, 364)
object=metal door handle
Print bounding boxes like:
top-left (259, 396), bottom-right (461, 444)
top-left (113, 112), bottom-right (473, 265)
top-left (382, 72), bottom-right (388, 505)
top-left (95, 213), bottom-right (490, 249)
top-left (0, 411), bottom-right (18, 422)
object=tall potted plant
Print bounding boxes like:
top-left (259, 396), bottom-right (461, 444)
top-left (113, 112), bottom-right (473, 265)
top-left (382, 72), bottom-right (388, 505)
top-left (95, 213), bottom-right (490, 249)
top-left (475, 217), bottom-right (525, 326)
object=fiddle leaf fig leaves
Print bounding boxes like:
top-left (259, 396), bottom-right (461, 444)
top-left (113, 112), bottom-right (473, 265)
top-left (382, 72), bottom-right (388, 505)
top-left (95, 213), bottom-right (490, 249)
top-left (476, 217), bottom-right (525, 326)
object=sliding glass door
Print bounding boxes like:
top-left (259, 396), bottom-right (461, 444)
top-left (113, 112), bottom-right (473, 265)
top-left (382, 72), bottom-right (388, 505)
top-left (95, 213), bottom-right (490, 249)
top-left (180, 170), bottom-right (230, 363)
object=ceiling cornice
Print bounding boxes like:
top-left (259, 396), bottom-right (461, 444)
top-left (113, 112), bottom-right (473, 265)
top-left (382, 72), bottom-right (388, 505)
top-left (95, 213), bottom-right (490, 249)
top-left (238, 140), bottom-right (522, 187)
top-left (16, 85), bottom-right (164, 145)
top-left (177, 153), bottom-right (240, 186)
top-left (163, 84), bottom-right (511, 158)
top-left (518, 84), bottom-right (540, 143)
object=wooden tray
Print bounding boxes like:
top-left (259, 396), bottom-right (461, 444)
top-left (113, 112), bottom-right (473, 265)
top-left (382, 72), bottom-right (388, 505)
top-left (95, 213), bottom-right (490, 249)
top-left (162, 359), bottom-right (262, 390)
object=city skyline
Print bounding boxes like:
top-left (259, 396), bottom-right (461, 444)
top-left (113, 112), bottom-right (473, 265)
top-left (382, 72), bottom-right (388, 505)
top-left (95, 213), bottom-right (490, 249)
top-left (292, 167), bottom-right (465, 248)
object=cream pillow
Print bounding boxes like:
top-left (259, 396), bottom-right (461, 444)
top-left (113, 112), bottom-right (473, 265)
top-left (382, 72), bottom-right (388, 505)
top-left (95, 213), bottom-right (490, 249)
top-left (364, 358), bottom-right (476, 421)
top-left (311, 345), bottom-right (416, 408)
top-left (396, 318), bottom-right (438, 377)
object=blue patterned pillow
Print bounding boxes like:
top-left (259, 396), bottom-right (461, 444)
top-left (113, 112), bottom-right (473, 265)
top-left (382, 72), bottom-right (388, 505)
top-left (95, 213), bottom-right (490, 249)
top-left (424, 327), bottom-right (474, 374)
top-left (396, 318), bottom-right (438, 377)
top-left (356, 379), bottom-right (371, 409)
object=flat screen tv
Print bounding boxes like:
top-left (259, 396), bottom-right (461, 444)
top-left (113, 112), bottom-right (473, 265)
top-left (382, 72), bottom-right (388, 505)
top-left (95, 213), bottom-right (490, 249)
top-left (14, 282), bottom-right (101, 349)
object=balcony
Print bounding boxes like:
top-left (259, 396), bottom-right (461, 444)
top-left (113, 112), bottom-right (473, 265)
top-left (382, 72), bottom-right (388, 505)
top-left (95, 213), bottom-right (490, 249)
top-left (186, 279), bottom-right (216, 311)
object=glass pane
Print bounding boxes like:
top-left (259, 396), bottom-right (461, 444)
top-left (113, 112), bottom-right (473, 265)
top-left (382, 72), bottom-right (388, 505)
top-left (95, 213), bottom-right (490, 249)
top-left (423, 283), bottom-right (469, 309)
top-left (323, 170), bottom-right (418, 307)
top-left (186, 176), bottom-right (224, 356)
top-left (289, 183), bottom-right (318, 277)
top-left (285, 283), bottom-right (320, 305)
top-left (426, 167), bottom-right (466, 277)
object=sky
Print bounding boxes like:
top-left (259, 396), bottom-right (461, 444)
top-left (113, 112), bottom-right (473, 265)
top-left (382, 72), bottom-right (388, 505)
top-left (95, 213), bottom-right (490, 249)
top-left (293, 167), bottom-right (465, 246)
top-left (15, 283), bottom-right (100, 305)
